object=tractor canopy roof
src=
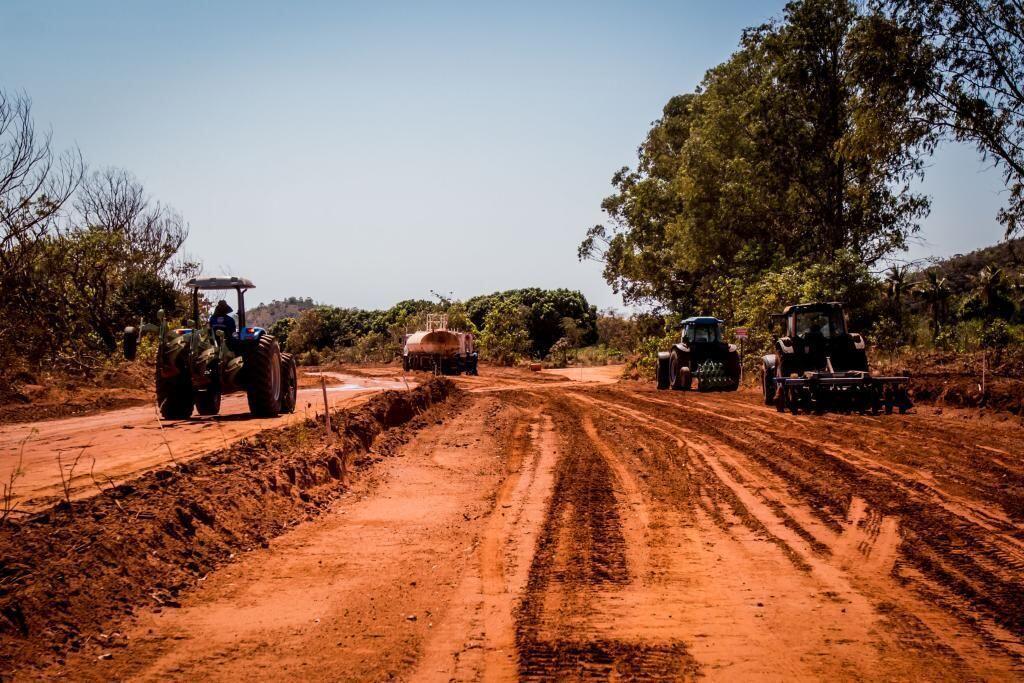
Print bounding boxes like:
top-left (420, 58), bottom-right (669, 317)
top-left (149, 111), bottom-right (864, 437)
top-left (780, 302), bottom-right (843, 316)
top-left (682, 316), bottom-right (724, 326)
top-left (186, 275), bottom-right (255, 290)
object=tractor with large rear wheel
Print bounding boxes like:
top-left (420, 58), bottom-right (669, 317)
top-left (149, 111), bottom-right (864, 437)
top-left (761, 302), bottom-right (911, 415)
top-left (657, 317), bottom-right (741, 392)
top-left (122, 275), bottom-right (298, 419)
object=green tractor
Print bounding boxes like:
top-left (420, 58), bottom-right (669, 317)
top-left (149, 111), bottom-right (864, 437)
top-left (657, 317), bottom-right (741, 392)
top-left (123, 275), bottom-right (297, 419)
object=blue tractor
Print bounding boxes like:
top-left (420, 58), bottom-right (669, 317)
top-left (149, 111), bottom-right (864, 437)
top-left (123, 275), bottom-right (298, 419)
top-left (656, 317), bottom-right (741, 392)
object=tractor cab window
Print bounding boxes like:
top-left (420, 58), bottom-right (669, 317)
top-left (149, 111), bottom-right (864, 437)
top-left (794, 310), bottom-right (844, 339)
top-left (684, 323), bottom-right (721, 343)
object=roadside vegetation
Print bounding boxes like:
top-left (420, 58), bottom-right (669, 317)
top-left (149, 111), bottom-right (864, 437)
top-left (266, 288), bottom-right (599, 367)
top-left (0, 90), bottom-right (194, 402)
top-left (573, 0), bottom-right (1024, 410)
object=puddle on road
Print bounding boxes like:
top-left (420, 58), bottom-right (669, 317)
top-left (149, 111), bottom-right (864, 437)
top-left (302, 374), bottom-right (413, 394)
top-left (835, 496), bottom-right (901, 576)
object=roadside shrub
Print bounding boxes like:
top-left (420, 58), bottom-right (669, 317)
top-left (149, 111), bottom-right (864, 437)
top-left (547, 337), bottom-right (572, 368)
top-left (982, 319), bottom-right (1013, 356)
top-left (575, 345), bottom-right (624, 366)
top-left (298, 349), bottom-right (321, 366)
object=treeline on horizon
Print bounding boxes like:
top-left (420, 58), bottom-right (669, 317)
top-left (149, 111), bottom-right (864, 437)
top-left (578, 0), bottom-right (1024, 372)
top-left (259, 288), bottom-right (602, 366)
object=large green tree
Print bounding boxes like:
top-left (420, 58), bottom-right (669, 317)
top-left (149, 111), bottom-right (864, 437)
top-left (465, 288), bottom-right (597, 357)
top-left (878, 0), bottom-right (1024, 238)
top-left (581, 0), bottom-right (934, 314)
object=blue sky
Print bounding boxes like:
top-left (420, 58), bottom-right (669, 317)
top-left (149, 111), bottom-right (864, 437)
top-left (1, 1), bottom-right (1008, 311)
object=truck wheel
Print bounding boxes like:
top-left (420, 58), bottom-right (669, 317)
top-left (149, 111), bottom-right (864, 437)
top-left (246, 335), bottom-right (282, 417)
top-left (402, 355), bottom-right (410, 372)
top-left (279, 353), bottom-right (298, 414)
top-left (656, 354), bottom-right (671, 390)
top-left (156, 364), bottom-right (193, 420)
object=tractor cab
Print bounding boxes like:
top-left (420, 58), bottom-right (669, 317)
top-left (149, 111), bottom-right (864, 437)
top-left (681, 317), bottom-right (725, 346)
top-left (772, 302), bottom-right (865, 375)
top-left (186, 275), bottom-right (265, 352)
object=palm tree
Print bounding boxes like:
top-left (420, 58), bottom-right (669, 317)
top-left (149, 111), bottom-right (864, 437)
top-left (884, 265), bottom-right (910, 324)
top-left (914, 271), bottom-right (951, 340)
top-left (973, 265), bottom-right (1013, 319)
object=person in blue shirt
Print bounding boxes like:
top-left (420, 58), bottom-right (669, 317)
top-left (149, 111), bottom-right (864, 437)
top-left (209, 300), bottom-right (236, 339)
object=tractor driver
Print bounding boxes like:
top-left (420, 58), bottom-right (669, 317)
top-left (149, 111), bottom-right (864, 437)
top-left (209, 300), bottom-right (237, 340)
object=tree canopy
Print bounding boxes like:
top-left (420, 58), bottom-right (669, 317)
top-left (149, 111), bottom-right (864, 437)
top-left (581, 0), bottom-right (934, 316)
top-left (878, 0), bottom-right (1024, 238)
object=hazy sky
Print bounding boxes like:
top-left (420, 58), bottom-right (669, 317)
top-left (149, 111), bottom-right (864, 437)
top-left (1, 1), bottom-right (1009, 311)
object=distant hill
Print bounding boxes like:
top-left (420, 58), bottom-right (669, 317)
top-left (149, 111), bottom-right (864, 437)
top-left (923, 237), bottom-right (1023, 295)
top-left (247, 297), bottom-right (317, 328)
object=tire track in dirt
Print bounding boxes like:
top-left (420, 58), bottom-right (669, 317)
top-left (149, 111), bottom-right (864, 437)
top-left (413, 399), bottom-right (562, 681)
top-left (514, 395), bottom-right (698, 681)
top-left (667, 390), bottom-right (1024, 523)
top-left (632, 392), bottom-right (1023, 532)
top-left (558, 390), bottom-right (986, 679)
top-left (618, 390), bottom-right (1024, 589)
top-left (581, 386), bottom-right (1024, 673)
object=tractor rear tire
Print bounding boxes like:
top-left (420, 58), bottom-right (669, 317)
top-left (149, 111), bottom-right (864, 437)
top-left (656, 354), bottom-right (671, 390)
top-left (670, 352), bottom-right (692, 391)
top-left (280, 353), bottom-right (298, 414)
top-left (762, 362), bottom-right (775, 405)
top-left (246, 335), bottom-right (283, 417)
top-left (156, 364), bottom-right (193, 420)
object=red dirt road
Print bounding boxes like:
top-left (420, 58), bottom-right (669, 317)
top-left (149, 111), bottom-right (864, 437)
top-left (32, 369), bottom-right (1024, 679)
top-left (0, 372), bottom-right (410, 511)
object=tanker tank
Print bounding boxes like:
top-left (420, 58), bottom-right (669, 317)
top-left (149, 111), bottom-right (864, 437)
top-left (402, 314), bottom-right (479, 376)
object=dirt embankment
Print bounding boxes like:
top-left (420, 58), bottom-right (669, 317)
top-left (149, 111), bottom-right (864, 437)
top-left (878, 349), bottom-right (1024, 415)
top-left (0, 364), bottom-right (153, 425)
top-left (0, 379), bottom-right (455, 676)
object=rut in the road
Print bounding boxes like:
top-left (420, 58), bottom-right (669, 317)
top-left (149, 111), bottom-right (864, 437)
top-left (587, 386), bottom-right (1024, 655)
top-left (513, 395), bottom-right (699, 681)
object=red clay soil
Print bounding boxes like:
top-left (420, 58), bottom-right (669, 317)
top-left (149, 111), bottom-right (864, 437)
top-left (0, 364), bottom-right (153, 425)
top-left (0, 379), bottom-right (454, 676)
top-left (0, 371), bottom-right (410, 514)
top-left (879, 349), bottom-right (1024, 415)
top-left (4, 369), bottom-right (1024, 680)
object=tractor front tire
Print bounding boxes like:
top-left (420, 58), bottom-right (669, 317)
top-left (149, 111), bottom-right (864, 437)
top-left (157, 366), bottom-right (193, 420)
top-left (246, 335), bottom-right (283, 417)
top-left (194, 386), bottom-right (222, 416)
top-left (280, 353), bottom-right (298, 414)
